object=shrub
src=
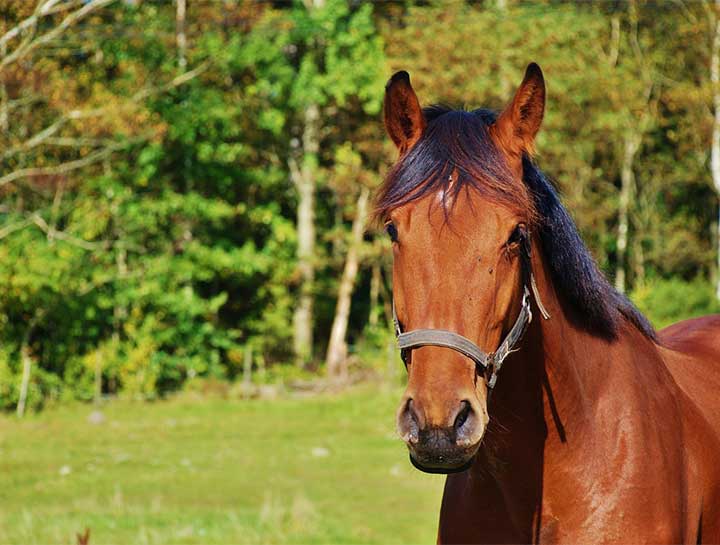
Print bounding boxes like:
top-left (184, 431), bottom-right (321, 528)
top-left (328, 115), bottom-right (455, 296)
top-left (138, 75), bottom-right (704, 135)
top-left (630, 278), bottom-right (720, 330)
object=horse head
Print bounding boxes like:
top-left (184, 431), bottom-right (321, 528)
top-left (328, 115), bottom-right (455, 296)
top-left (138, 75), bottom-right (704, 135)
top-left (379, 65), bottom-right (546, 473)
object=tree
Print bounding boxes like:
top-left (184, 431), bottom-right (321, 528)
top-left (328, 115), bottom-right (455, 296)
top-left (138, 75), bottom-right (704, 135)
top-left (709, 0), bottom-right (720, 299)
top-left (243, 0), bottom-right (384, 367)
top-left (604, 2), bottom-right (659, 293)
top-left (324, 142), bottom-right (374, 379)
top-left (0, 0), bottom-right (278, 409)
top-left (3, 1), bottom-right (720, 410)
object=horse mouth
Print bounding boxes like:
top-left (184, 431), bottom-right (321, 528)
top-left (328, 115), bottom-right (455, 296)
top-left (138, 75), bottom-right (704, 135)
top-left (404, 424), bottom-right (482, 474)
top-left (408, 450), bottom-right (476, 474)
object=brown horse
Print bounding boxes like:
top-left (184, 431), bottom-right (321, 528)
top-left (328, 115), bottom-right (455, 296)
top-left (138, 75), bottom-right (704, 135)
top-left (378, 64), bottom-right (720, 543)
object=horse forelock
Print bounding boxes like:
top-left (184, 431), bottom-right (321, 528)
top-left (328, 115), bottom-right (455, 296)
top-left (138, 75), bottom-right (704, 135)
top-left (374, 107), bottom-right (536, 224)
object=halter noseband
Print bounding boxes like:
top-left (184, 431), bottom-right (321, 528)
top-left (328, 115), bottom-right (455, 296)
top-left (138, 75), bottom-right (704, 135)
top-left (391, 242), bottom-right (549, 391)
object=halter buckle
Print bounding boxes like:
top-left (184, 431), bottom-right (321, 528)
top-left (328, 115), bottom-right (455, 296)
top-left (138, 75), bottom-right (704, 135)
top-left (483, 355), bottom-right (497, 388)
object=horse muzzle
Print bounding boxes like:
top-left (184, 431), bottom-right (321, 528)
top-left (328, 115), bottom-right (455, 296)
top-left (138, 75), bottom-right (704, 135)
top-left (407, 427), bottom-right (480, 474)
top-left (398, 397), bottom-right (485, 474)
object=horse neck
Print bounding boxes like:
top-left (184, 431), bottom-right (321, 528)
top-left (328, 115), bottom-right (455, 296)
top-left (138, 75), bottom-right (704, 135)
top-left (529, 246), bottom-right (613, 429)
top-left (493, 242), bottom-right (641, 442)
top-left (482, 238), bottom-right (668, 476)
top-left (473, 244), bottom-right (643, 537)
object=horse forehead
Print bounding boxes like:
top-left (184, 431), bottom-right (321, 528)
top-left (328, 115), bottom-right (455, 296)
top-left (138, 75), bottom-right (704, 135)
top-left (400, 191), bottom-right (508, 245)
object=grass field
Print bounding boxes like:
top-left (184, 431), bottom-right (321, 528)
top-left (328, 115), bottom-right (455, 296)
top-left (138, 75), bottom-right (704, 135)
top-left (0, 387), bottom-right (444, 544)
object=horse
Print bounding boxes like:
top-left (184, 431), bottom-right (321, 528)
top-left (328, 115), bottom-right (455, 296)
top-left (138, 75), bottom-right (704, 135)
top-left (378, 63), bottom-right (720, 544)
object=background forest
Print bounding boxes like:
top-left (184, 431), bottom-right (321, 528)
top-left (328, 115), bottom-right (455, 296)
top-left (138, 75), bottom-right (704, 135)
top-left (2, 0), bottom-right (720, 413)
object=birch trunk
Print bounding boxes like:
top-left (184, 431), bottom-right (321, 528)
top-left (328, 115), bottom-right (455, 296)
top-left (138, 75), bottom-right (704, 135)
top-left (176, 0), bottom-right (187, 72)
top-left (368, 262), bottom-right (380, 328)
top-left (16, 311), bottom-right (42, 417)
top-left (94, 350), bottom-right (102, 405)
top-left (614, 2), bottom-right (653, 294)
top-left (711, 0), bottom-right (720, 300)
top-left (633, 234), bottom-right (646, 287)
top-left (292, 103), bottom-right (320, 366)
top-left (326, 187), bottom-right (370, 380)
top-left (0, 42), bottom-right (7, 133)
top-left (16, 344), bottom-right (32, 418)
top-left (615, 132), bottom-right (640, 293)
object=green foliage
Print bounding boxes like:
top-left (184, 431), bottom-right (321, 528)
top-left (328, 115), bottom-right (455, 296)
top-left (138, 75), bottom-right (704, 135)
top-left (0, 346), bottom-right (63, 413)
top-left (0, 1), bottom-right (719, 410)
top-left (242, 0), bottom-right (384, 114)
top-left (631, 278), bottom-right (720, 330)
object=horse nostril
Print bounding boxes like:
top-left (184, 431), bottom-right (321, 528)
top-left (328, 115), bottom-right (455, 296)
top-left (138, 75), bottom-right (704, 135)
top-left (406, 399), bottom-right (418, 423)
top-left (398, 398), bottom-right (421, 444)
top-left (454, 400), bottom-right (472, 431)
top-left (453, 400), bottom-right (483, 447)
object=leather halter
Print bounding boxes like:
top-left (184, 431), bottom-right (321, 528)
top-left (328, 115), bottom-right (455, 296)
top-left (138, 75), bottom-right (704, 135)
top-left (391, 245), bottom-right (550, 390)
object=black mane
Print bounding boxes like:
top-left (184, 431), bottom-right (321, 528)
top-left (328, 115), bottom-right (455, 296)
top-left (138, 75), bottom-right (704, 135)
top-left (522, 155), bottom-right (656, 341)
top-left (376, 106), bottom-right (656, 342)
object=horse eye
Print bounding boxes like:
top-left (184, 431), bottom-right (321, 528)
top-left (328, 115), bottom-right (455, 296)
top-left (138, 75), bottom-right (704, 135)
top-left (507, 223), bottom-right (527, 246)
top-left (385, 222), bottom-right (398, 243)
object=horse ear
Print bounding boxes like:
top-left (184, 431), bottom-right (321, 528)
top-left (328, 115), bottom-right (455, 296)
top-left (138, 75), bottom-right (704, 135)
top-left (494, 63), bottom-right (545, 156)
top-left (384, 71), bottom-right (427, 153)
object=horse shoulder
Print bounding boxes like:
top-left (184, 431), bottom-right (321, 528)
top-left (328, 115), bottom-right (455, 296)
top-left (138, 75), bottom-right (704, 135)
top-left (659, 314), bottom-right (720, 356)
top-left (657, 315), bottom-right (720, 429)
top-left (658, 315), bottom-right (720, 543)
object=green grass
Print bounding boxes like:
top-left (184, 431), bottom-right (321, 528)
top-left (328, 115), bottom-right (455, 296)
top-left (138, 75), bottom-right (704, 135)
top-left (0, 387), bottom-right (444, 544)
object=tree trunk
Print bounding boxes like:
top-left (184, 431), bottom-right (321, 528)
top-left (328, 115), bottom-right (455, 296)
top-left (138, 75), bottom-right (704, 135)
top-left (292, 103), bottom-right (320, 367)
top-left (368, 262), bottom-right (380, 328)
top-left (717, 202), bottom-right (720, 299)
top-left (16, 342), bottom-right (32, 418)
top-left (94, 350), bottom-right (102, 405)
top-left (711, 0), bottom-right (720, 300)
top-left (614, 1), bottom-right (655, 294)
top-left (176, 0), bottom-right (187, 72)
top-left (112, 225), bottom-right (128, 395)
top-left (0, 42), bottom-right (7, 133)
top-left (608, 14), bottom-right (620, 68)
top-left (16, 310), bottom-right (42, 418)
top-left (615, 132), bottom-right (639, 293)
top-left (326, 187), bottom-right (370, 380)
top-left (632, 233), bottom-right (646, 287)
top-left (242, 344), bottom-right (252, 399)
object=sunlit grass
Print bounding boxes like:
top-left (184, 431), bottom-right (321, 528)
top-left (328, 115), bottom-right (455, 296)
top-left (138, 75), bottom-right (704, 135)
top-left (0, 387), bottom-right (444, 544)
